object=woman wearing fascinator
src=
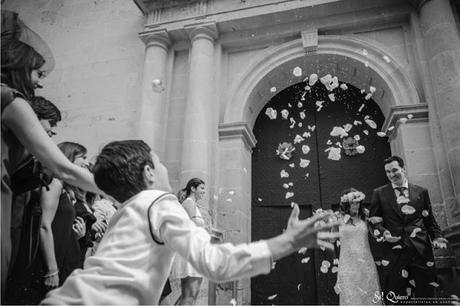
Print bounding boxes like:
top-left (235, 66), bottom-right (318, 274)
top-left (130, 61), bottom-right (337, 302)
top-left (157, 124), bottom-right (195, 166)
top-left (1, 9), bottom-right (103, 297)
top-left (335, 188), bottom-right (383, 305)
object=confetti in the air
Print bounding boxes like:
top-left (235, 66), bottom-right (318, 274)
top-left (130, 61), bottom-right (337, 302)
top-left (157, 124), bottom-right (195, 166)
top-left (392, 245), bottom-right (402, 250)
top-left (358, 104), bottom-right (365, 112)
top-left (365, 118), bottom-right (377, 129)
top-left (228, 190), bottom-right (235, 195)
top-left (365, 93), bottom-right (372, 100)
top-left (402, 269), bottom-right (409, 278)
top-left (363, 130), bottom-right (369, 135)
top-left (356, 145), bottom-right (365, 154)
top-left (388, 126), bottom-right (395, 131)
top-left (399, 118), bottom-right (408, 124)
top-left (353, 120), bottom-right (362, 125)
top-left (294, 135), bottom-right (305, 144)
top-left (285, 192), bottom-right (294, 199)
top-left (325, 147), bottom-right (341, 161)
top-left (309, 74), bottom-right (318, 86)
top-left (267, 294), bottom-right (278, 300)
top-left (340, 83), bottom-right (348, 90)
top-left (280, 169), bottom-right (289, 178)
top-left (362, 49), bottom-right (368, 56)
top-left (407, 114), bottom-right (414, 119)
top-left (429, 282), bottom-right (439, 288)
top-left (328, 93), bottom-right (335, 102)
top-left (298, 247), bottom-right (308, 254)
top-left (299, 159), bottom-right (310, 168)
top-left (270, 87), bottom-right (277, 93)
top-left (383, 55), bottom-right (391, 63)
top-left (426, 261), bottom-right (434, 267)
top-left (354, 135), bottom-right (360, 141)
top-left (377, 131), bottom-right (386, 137)
top-left (302, 145), bottom-right (310, 154)
top-left (293, 66), bottom-right (302, 77)
top-left (301, 257), bottom-right (310, 264)
top-left (151, 79), bottom-right (165, 93)
top-left (302, 132), bottom-right (311, 138)
top-left (410, 227), bottom-right (422, 238)
top-left (265, 108), bottom-right (277, 120)
top-left (281, 109), bottom-right (289, 120)
top-left (300, 111), bottom-right (306, 119)
top-left (289, 163), bottom-right (295, 168)
top-left (283, 183), bottom-right (289, 189)
top-left (316, 100), bottom-right (325, 112)
top-left (330, 126), bottom-right (349, 138)
top-left (422, 210), bottom-right (429, 217)
top-left (402, 205), bottom-right (416, 215)
top-left (369, 86), bottom-right (376, 93)
top-left (297, 102), bottom-right (303, 108)
top-left (381, 260), bottom-right (390, 266)
top-left (297, 284), bottom-right (302, 291)
top-left (308, 125), bottom-right (316, 131)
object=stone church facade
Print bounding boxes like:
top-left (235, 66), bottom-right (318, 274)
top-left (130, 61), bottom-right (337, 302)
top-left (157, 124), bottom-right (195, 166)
top-left (4, 0), bottom-right (460, 304)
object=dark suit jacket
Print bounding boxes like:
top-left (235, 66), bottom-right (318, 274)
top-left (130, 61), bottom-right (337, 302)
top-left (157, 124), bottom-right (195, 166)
top-left (369, 183), bottom-right (442, 261)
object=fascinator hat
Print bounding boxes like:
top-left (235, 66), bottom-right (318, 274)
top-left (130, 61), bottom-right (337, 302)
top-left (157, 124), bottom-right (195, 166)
top-left (1, 10), bottom-right (55, 74)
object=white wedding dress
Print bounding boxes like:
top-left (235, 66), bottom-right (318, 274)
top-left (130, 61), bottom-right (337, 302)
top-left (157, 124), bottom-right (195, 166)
top-left (336, 219), bottom-right (382, 305)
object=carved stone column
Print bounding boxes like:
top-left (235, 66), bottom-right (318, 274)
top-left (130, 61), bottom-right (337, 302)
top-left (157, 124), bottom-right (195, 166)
top-left (419, 0), bottom-right (460, 224)
top-left (180, 23), bottom-right (218, 186)
top-left (138, 29), bottom-right (170, 155)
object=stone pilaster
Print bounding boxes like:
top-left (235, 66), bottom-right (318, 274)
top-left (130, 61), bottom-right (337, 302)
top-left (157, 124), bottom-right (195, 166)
top-left (137, 29), bottom-right (171, 156)
top-left (180, 22), bottom-right (218, 187)
top-left (419, 0), bottom-right (460, 224)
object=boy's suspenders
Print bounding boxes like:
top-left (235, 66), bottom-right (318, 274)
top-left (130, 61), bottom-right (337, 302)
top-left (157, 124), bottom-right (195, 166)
top-left (147, 192), bottom-right (174, 245)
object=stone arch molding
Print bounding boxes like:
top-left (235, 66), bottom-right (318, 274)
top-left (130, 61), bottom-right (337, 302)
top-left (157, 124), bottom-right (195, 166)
top-left (223, 35), bottom-right (421, 129)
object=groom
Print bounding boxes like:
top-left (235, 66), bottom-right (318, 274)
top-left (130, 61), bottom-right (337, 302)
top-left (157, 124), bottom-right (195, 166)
top-left (369, 156), bottom-right (447, 304)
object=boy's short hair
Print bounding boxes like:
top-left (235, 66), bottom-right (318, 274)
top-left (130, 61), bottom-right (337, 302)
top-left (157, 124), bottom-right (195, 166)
top-left (93, 140), bottom-right (154, 203)
top-left (383, 155), bottom-right (405, 168)
top-left (29, 96), bottom-right (61, 126)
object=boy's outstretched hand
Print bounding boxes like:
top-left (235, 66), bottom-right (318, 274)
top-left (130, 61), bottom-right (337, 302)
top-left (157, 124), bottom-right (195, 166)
top-left (267, 204), bottom-right (341, 261)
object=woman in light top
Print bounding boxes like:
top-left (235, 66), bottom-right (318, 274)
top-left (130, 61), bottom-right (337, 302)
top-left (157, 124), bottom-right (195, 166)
top-left (172, 178), bottom-right (207, 305)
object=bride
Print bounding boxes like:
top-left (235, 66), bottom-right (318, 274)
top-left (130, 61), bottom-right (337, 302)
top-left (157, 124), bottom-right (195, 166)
top-left (335, 188), bottom-right (382, 305)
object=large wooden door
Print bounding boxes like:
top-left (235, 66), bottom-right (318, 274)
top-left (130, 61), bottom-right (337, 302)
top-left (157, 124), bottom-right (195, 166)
top-left (251, 80), bottom-right (390, 305)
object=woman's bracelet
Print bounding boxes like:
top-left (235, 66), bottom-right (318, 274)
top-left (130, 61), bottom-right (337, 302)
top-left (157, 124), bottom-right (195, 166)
top-left (44, 270), bottom-right (59, 278)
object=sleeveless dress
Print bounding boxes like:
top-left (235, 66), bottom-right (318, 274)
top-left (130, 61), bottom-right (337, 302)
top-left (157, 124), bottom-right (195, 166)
top-left (170, 203), bottom-right (204, 279)
top-left (336, 219), bottom-right (382, 305)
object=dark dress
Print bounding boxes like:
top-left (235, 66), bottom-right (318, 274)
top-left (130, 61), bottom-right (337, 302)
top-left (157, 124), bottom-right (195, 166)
top-left (74, 199), bottom-right (96, 266)
top-left (1, 84), bottom-right (29, 295)
top-left (4, 190), bottom-right (82, 305)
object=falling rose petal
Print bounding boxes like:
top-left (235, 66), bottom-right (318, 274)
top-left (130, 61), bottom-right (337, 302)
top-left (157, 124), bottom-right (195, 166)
top-left (302, 145), bottom-right (311, 154)
top-left (356, 145), bottom-right (365, 154)
top-left (362, 49), bottom-right (368, 56)
top-left (151, 79), bottom-right (165, 92)
top-left (293, 66), bottom-right (302, 77)
top-left (308, 125), bottom-right (316, 131)
top-left (226, 198), bottom-right (232, 203)
top-left (335, 142), bottom-right (342, 148)
top-left (383, 55), bottom-right (391, 63)
top-left (288, 103), bottom-right (292, 108)
top-left (257, 198), bottom-right (262, 202)
top-left (322, 260), bottom-right (331, 268)
top-left (320, 74), bottom-right (332, 87)
top-left (340, 83), bottom-right (348, 90)
top-left (299, 159), bottom-right (310, 168)
top-left (409, 279), bottom-right (416, 287)
top-left (298, 247), bottom-right (308, 254)
top-left (302, 132), bottom-right (311, 138)
top-left (283, 183), bottom-right (289, 189)
top-left (402, 269), bottom-right (409, 278)
top-left (300, 92), bottom-right (307, 101)
top-left (392, 245), bottom-right (403, 250)
top-left (426, 261), bottom-right (434, 267)
top-left (402, 205), bottom-right (416, 215)
top-left (280, 169), bottom-right (289, 178)
top-left (365, 93), bottom-right (373, 100)
top-left (272, 261), bottom-right (276, 269)
top-left (288, 117), bottom-right (296, 129)
top-left (374, 229), bottom-right (381, 236)
top-left (297, 284), bottom-right (302, 291)
top-left (354, 120), bottom-right (362, 126)
top-left (294, 135), bottom-right (305, 144)
top-left (289, 163), bottom-right (295, 168)
top-left (358, 104), bottom-right (365, 112)
top-left (343, 214), bottom-right (351, 223)
top-left (328, 93), bottom-right (335, 102)
top-left (230, 298), bottom-right (237, 306)
top-left (422, 210), bottom-right (429, 217)
top-left (363, 208), bottom-right (370, 216)
top-left (304, 85), bottom-right (311, 91)
top-left (363, 130), bottom-right (369, 135)
top-left (354, 135), bottom-right (360, 141)
top-left (364, 61), bottom-right (369, 67)
top-left (316, 100), bottom-right (324, 112)
top-left (375, 261), bottom-right (381, 266)
top-left (305, 173), bottom-right (310, 178)
top-left (326, 140), bottom-right (332, 145)
top-left (330, 126), bottom-right (348, 138)
top-left (301, 257), bottom-right (310, 263)
top-left (298, 122), bottom-right (303, 128)
top-left (360, 89), bottom-right (366, 94)
top-left (343, 123), bottom-right (353, 132)
top-left (381, 260), bottom-right (390, 266)
top-left (407, 114), bottom-right (414, 119)
top-left (410, 227), bottom-right (422, 238)
top-left (243, 167), bottom-right (247, 173)
top-left (285, 192), bottom-right (294, 199)
top-left (320, 266), bottom-right (328, 273)
top-left (369, 86), bottom-right (376, 93)
top-left (288, 182), bottom-right (293, 186)
top-left (213, 195), bottom-right (219, 201)
top-left (300, 111), bottom-right (306, 119)
top-left (399, 118), bottom-right (408, 124)
top-left (429, 282), bottom-right (439, 288)
top-left (270, 87), bottom-right (277, 93)
top-left (228, 190), bottom-right (235, 195)
top-left (320, 246), bottom-right (326, 251)
top-left (297, 102), bottom-right (303, 108)
top-left (388, 126), bottom-right (395, 131)
top-left (281, 109), bottom-right (289, 120)
top-left (325, 146), bottom-right (342, 161)
top-left (309, 73), bottom-right (318, 86)
top-left (267, 294), bottom-right (278, 300)
top-left (377, 131), bottom-right (387, 137)
top-left (365, 118), bottom-right (377, 129)
top-left (265, 107), bottom-right (277, 120)
top-left (334, 284), bottom-right (342, 295)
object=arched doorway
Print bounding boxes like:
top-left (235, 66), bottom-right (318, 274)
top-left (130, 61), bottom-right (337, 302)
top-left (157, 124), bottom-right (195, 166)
top-left (251, 78), bottom-right (391, 305)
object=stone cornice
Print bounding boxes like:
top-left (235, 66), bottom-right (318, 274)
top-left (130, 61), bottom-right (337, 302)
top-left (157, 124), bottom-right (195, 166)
top-left (184, 21), bottom-right (218, 42)
top-left (382, 103), bottom-right (429, 140)
top-left (218, 122), bottom-right (257, 151)
top-left (138, 28), bottom-right (171, 49)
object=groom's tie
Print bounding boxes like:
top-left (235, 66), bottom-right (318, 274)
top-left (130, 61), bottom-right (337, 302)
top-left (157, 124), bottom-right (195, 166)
top-left (394, 187), bottom-right (408, 199)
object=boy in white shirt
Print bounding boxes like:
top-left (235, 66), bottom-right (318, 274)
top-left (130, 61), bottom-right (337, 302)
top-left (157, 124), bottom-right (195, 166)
top-left (41, 140), bottom-right (339, 305)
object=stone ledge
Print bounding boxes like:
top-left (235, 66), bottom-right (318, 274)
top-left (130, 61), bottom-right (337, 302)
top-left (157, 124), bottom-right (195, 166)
top-left (382, 103), bottom-right (429, 140)
top-left (218, 122), bottom-right (257, 151)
